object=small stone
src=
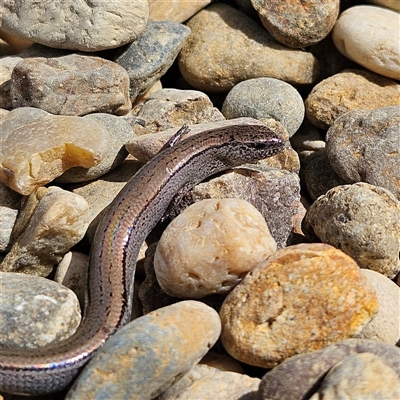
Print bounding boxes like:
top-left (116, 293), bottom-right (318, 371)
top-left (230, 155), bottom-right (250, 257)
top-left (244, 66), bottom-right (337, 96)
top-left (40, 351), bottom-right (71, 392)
top-left (0, 107), bottom-right (110, 195)
top-left (200, 351), bottom-right (244, 373)
top-left (148, 0), bottom-right (212, 23)
top-left (0, 186), bottom-right (90, 276)
top-left (332, 5), bottom-right (400, 80)
top-left (178, 3), bottom-right (319, 92)
top-left (56, 113), bottom-right (134, 183)
top-left (11, 54), bottom-right (131, 116)
top-left (302, 182), bottom-right (400, 279)
top-left (251, 0), bottom-right (340, 48)
top-left (66, 301), bottom-right (221, 400)
top-left (221, 78), bottom-right (304, 137)
top-left (0, 30), bottom-right (33, 53)
top-left (0, 36), bottom-right (13, 56)
top-left (326, 106), bottom-right (400, 200)
top-left (258, 338), bottom-right (400, 400)
top-left (312, 353), bottom-right (400, 400)
top-left (158, 364), bottom-right (260, 400)
top-left (0, 271), bottom-right (81, 348)
top-left (355, 269), bottom-right (400, 345)
top-left (113, 22), bottom-right (191, 102)
top-left (0, 0), bottom-right (149, 52)
top-left (0, 182), bottom-right (21, 252)
top-left (365, 0), bottom-right (400, 11)
top-left (0, 56), bottom-right (22, 109)
top-left (220, 243), bottom-right (379, 369)
top-left (0, 109), bottom-right (9, 119)
top-left (154, 198), bottom-right (277, 298)
top-left (305, 69), bottom-right (400, 129)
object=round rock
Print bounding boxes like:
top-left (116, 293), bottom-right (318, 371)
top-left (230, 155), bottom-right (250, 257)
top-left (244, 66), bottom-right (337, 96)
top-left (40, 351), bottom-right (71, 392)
top-left (326, 106), bottom-right (400, 200)
top-left (222, 78), bottom-right (304, 137)
top-left (154, 198), bottom-right (277, 299)
top-left (0, 0), bottom-right (149, 52)
top-left (302, 182), bottom-right (400, 279)
top-left (252, 0), bottom-right (340, 48)
top-left (220, 243), bottom-right (379, 369)
top-left (332, 5), bottom-right (400, 80)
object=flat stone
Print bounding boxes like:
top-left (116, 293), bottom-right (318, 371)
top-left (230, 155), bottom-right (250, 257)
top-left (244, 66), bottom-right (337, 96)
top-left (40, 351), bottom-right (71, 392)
top-left (302, 182), bottom-right (400, 279)
top-left (11, 54), bottom-right (131, 115)
top-left (220, 243), bottom-right (379, 368)
top-left (0, 271), bottom-right (81, 348)
top-left (0, 182), bottom-right (20, 252)
top-left (0, 186), bottom-right (90, 276)
top-left (0, 107), bottom-right (110, 195)
top-left (154, 198), bottom-right (277, 298)
top-left (0, 56), bottom-right (22, 109)
top-left (0, 0), bottom-right (149, 52)
top-left (259, 338), bottom-right (400, 400)
top-left (148, 0), bottom-right (212, 23)
top-left (66, 301), bottom-right (221, 400)
top-left (251, 0), bottom-right (340, 48)
top-left (332, 5), bottom-right (400, 80)
top-left (113, 22), bottom-right (191, 101)
top-left (326, 106), bottom-right (400, 200)
top-left (222, 78), bottom-right (304, 137)
top-left (178, 3), bottom-right (319, 92)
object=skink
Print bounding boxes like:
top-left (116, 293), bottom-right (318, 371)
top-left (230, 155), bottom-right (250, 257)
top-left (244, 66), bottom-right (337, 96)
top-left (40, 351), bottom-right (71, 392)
top-left (0, 124), bottom-right (285, 395)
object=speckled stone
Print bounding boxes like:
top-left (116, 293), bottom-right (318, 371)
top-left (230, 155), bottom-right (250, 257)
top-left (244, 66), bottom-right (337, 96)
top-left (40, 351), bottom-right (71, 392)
top-left (0, 182), bottom-right (20, 252)
top-left (148, 0), bottom-right (212, 23)
top-left (326, 106), bottom-right (400, 200)
top-left (258, 339), bottom-right (400, 400)
top-left (220, 243), bottom-right (379, 369)
top-left (0, 107), bottom-right (110, 195)
top-left (0, 271), bottom-right (81, 348)
top-left (0, 0), bottom-right (149, 52)
top-left (0, 56), bottom-right (22, 109)
top-left (113, 21), bottom-right (191, 102)
top-left (154, 198), bottom-right (277, 298)
top-left (302, 183), bottom-right (400, 279)
top-left (305, 69), bottom-right (400, 129)
top-left (178, 3), bottom-right (319, 92)
top-left (0, 186), bottom-right (90, 276)
top-left (221, 78), bottom-right (304, 137)
top-left (332, 5), bottom-right (400, 80)
top-left (65, 301), bottom-right (221, 400)
top-left (11, 54), bottom-right (131, 115)
top-left (251, 0), bottom-right (340, 48)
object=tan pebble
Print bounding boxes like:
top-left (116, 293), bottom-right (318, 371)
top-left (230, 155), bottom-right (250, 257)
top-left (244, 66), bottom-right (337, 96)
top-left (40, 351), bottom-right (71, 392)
top-left (148, 0), bottom-right (212, 23)
top-left (154, 198), bottom-right (277, 298)
top-left (220, 243), bottom-right (379, 368)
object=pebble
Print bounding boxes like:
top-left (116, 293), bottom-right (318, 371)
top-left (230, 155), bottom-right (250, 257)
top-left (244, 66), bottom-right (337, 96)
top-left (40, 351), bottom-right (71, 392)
top-left (0, 271), bottom-right (81, 348)
top-left (0, 186), bottom-right (90, 276)
top-left (11, 54), bottom-right (131, 115)
top-left (0, 56), bottom-right (22, 109)
top-left (148, 0), bottom-right (212, 23)
top-left (220, 243), bottom-right (379, 369)
top-left (305, 68), bottom-right (400, 129)
top-left (221, 78), bottom-right (304, 137)
top-left (258, 338), bottom-right (400, 400)
top-left (326, 106), bottom-right (400, 200)
top-left (332, 5), bottom-right (400, 80)
top-left (154, 198), bottom-right (277, 298)
top-left (0, 182), bottom-right (20, 252)
top-left (366, 0), bottom-right (400, 11)
top-left (303, 182), bottom-right (400, 279)
top-left (0, 0), bottom-right (149, 51)
top-left (311, 352), bottom-right (400, 400)
top-left (252, 0), bottom-right (340, 48)
top-left (178, 3), bottom-right (319, 92)
top-left (65, 301), bottom-right (221, 400)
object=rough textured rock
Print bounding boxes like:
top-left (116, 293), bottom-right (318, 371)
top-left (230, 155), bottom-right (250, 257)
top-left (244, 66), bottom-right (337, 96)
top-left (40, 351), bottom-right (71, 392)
top-left (258, 339), bottom-right (400, 400)
top-left (148, 0), bottom-right (212, 23)
top-left (303, 183), bottom-right (400, 279)
top-left (220, 243), bottom-right (379, 369)
top-left (0, 0), bottom-right (149, 52)
top-left (332, 5), bottom-right (400, 80)
top-left (11, 54), bottom-right (131, 115)
top-left (113, 22), bottom-right (191, 102)
top-left (0, 107), bottom-right (110, 195)
top-left (0, 186), bottom-right (90, 277)
top-left (0, 182), bottom-right (20, 252)
top-left (221, 78), bottom-right (304, 137)
top-left (305, 69), bottom-right (400, 129)
top-left (0, 271), bottom-right (81, 348)
top-left (325, 106), bottom-right (400, 200)
top-left (66, 301), bottom-right (221, 400)
top-left (310, 353), bottom-right (400, 400)
top-left (0, 56), bottom-right (22, 109)
top-left (154, 198), bottom-right (277, 298)
top-left (251, 0), bottom-right (340, 48)
top-left (178, 3), bottom-right (319, 92)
